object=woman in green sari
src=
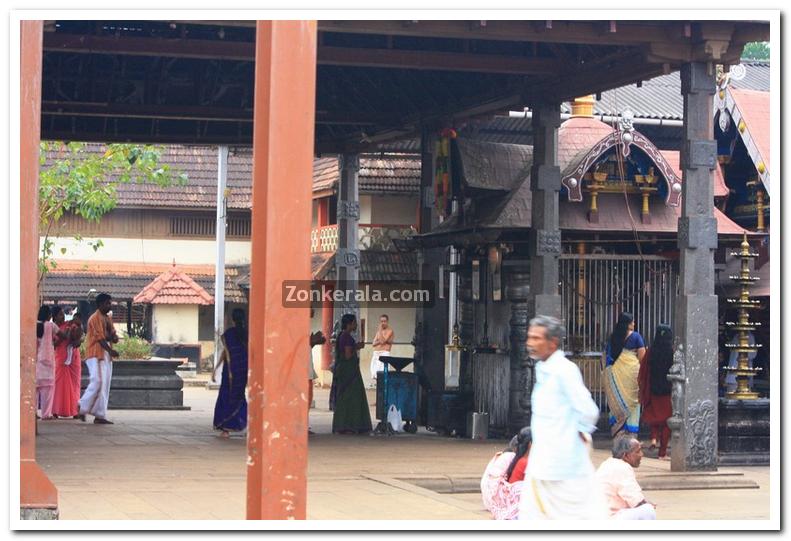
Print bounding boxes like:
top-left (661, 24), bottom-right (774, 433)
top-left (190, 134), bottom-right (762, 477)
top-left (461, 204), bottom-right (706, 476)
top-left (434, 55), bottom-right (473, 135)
top-left (332, 314), bottom-right (373, 435)
top-left (603, 312), bottom-right (646, 437)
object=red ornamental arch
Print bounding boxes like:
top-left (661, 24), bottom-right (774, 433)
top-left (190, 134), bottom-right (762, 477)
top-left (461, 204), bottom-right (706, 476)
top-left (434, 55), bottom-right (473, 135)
top-left (561, 130), bottom-right (683, 207)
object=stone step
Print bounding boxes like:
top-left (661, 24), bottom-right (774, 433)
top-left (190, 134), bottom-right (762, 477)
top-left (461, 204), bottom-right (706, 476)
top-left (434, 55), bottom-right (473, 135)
top-left (395, 470), bottom-right (759, 494)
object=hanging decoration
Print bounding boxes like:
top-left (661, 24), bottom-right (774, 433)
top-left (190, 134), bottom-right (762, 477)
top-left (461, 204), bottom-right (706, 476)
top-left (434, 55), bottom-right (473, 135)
top-left (434, 128), bottom-right (457, 218)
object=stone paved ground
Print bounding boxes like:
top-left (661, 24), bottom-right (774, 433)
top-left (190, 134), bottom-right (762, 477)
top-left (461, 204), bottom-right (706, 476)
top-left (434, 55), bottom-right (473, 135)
top-left (35, 386), bottom-right (771, 522)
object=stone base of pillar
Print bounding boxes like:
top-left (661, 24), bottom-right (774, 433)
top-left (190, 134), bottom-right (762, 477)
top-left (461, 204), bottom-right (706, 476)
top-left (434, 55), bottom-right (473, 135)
top-left (718, 398), bottom-right (770, 466)
top-left (20, 507), bottom-right (59, 520)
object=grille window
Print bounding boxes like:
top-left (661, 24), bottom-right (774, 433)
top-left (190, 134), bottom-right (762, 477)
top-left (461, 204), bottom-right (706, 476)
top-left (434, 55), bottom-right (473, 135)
top-left (170, 216), bottom-right (251, 238)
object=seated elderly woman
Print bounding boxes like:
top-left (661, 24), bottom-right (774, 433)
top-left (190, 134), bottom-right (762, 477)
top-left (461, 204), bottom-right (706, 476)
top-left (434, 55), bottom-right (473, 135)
top-left (480, 427), bottom-right (532, 520)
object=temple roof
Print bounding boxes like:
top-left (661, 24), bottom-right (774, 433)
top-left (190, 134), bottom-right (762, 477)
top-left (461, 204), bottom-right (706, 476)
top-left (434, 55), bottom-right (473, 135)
top-left (133, 265), bottom-right (214, 305)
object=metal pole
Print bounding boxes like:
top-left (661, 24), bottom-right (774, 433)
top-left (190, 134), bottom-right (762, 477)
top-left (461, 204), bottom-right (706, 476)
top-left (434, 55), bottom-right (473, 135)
top-left (447, 200), bottom-right (459, 343)
top-left (213, 145), bottom-right (228, 374)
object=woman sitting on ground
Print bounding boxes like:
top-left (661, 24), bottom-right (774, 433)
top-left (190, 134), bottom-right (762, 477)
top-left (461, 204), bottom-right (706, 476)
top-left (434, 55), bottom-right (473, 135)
top-left (481, 427), bottom-right (532, 520)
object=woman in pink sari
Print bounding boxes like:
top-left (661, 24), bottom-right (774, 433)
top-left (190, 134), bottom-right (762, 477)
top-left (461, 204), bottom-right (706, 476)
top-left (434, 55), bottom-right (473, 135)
top-left (480, 427), bottom-right (532, 520)
top-left (36, 305), bottom-right (63, 420)
top-left (53, 311), bottom-right (83, 418)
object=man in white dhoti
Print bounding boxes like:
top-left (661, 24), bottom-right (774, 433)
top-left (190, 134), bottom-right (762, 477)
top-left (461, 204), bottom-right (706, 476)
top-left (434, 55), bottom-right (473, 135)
top-left (596, 437), bottom-right (657, 520)
top-left (369, 314), bottom-right (394, 387)
top-left (78, 293), bottom-right (119, 424)
top-left (518, 315), bottom-right (607, 520)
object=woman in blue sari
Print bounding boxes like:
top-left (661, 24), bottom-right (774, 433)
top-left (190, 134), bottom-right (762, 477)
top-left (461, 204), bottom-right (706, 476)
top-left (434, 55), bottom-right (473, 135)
top-left (603, 312), bottom-right (646, 437)
top-left (212, 308), bottom-right (248, 438)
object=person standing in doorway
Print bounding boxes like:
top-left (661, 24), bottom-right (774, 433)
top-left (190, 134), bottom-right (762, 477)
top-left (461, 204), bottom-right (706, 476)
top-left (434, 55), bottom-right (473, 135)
top-left (518, 315), bottom-right (606, 520)
top-left (78, 293), bottom-right (119, 424)
top-left (638, 324), bottom-right (674, 460)
top-left (370, 314), bottom-right (394, 387)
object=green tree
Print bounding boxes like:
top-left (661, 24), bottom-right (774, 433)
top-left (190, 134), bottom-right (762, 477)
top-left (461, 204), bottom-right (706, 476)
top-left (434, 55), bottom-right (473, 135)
top-left (38, 142), bottom-right (187, 285)
top-left (741, 42), bottom-right (769, 61)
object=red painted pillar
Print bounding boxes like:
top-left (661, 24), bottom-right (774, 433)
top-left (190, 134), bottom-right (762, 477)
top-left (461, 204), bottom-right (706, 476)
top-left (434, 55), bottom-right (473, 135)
top-left (246, 20), bottom-right (317, 520)
top-left (20, 20), bottom-right (58, 514)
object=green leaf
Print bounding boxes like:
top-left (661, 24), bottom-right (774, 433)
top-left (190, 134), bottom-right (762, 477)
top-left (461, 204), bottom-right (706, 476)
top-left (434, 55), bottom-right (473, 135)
top-left (60, 247), bottom-right (67, 255)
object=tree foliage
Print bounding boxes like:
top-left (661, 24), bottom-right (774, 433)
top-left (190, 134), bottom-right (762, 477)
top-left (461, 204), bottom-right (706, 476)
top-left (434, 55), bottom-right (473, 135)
top-left (741, 42), bottom-right (769, 61)
top-left (38, 142), bottom-right (187, 282)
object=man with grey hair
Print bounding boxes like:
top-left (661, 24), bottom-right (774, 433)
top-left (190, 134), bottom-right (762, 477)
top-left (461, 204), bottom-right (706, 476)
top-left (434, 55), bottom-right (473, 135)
top-left (518, 315), bottom-right (607, 520)
top-left (595, 436), bottom-right (656, 520)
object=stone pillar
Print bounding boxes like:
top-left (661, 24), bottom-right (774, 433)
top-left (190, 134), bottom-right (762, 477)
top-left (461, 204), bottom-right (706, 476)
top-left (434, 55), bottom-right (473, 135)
top-left (333, 154), bottom-right (361, 331)
top-left (528, 103), bottom-right (562, 320)
top-left (672, 62), bottom-right (719, 472)
top-left (506, 265), bottom-right (533, 433)
top-left (414, 128), bottom-right (448, 392)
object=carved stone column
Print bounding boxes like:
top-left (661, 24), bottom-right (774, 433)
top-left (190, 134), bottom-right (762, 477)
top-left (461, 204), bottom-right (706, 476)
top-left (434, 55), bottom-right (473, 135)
top-left (673, 62), bottom-right (719, 472)
top-left (333, 153), bottom-right (361, 333)
top-left (506, 265), bottom-right (533, 433)
top-left (413, 128), bottom-right (448, 392)
top-left (528, 102), bottom-right (562, 319)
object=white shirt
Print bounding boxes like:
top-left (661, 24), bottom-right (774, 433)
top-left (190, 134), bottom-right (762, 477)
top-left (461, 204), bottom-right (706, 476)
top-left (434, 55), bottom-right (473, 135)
top-left (595, 457), bottom-right (647, 517)
top-left (527, 349), bottom-right (601, 480)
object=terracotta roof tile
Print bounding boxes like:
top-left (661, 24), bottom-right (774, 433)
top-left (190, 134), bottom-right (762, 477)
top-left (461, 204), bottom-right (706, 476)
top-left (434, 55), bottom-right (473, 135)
top-left (730, 88), bottom-right (770, 171)
top-left (559, 194), bottom-right (749, 236)
top-left (659, 150), bottom-right (729, 198)
top-left (133, 265), bottom-right (214, 305)
top-left (42, 260), bottom-right (246, 303)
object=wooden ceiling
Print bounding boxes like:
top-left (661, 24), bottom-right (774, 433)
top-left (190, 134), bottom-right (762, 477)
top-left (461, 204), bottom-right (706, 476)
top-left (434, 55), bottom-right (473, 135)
top-left (40, 19), bottom-right (768, 152)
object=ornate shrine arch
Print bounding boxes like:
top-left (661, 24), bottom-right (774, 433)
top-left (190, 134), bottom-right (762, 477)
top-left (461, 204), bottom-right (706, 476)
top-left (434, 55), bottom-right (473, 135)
top-left (561, 130), bottom-right (683, 207)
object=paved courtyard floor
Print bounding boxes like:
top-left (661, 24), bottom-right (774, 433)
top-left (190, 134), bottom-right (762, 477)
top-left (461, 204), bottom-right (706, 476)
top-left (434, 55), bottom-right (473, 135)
top-left (35, 386), bottom-right (771, 522)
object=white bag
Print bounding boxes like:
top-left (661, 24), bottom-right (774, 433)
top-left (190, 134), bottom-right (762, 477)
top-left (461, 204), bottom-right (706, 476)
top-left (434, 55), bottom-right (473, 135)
top-left (387, 404), bottom-right (404, 432)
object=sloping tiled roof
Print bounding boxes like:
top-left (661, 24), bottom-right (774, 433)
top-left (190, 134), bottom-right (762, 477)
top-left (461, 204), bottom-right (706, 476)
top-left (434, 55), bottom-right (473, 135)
top-left (133, 265), bottom-right (213, 305)
top-left (659, 150), bottom-right (729, 198)
top-left (310, 154), bottom-right (421, 196)
top-left (559, 194), bottom-right (749, 236)
top-left (313, 157), bottom-right (339, 193)
top-left (41, 260), bottom-right (247, 303)
top-left (42, 144), bottom-right (253, 210)
top-left (558, 117), bottom-right (615, 173)
top-left (454, 139), bottom-right (533, 192)
top-left (560, 61), bottom-right (769, 121)
top-left (461, 62), bottom-right (770, 145)
top-left (313, 251), bottom-right (418, 282)
top-left (730, 88), bottom-right (770, 171)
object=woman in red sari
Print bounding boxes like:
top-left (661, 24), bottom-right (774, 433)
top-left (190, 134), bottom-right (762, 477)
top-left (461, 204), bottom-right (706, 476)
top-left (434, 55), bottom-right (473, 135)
top-left (53, 311), bottom-right (83, 418)
top-left (638, 324), bottom-right (673, 460)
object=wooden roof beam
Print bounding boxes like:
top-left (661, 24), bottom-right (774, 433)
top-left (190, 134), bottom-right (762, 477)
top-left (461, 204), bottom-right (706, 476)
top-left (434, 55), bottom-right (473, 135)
top-left (317, 45), bottom-right (558, 75)
top-left (42, 101), bottom-right (402, 126)
top-left (44, 33), bottom-right (256, 60)
top-left (318, 20), bottom-right (695, 46)
top-left (45, 33), bottom-right (556, 75)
